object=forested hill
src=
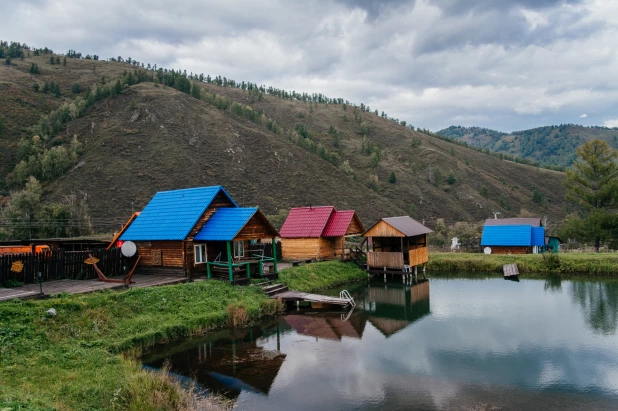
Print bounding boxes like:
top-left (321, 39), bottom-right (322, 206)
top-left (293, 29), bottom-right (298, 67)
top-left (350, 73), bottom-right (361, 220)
top-left (0, 41), bottom-right (568, 238)
top-left (439, 125), bottom-right (618, 168)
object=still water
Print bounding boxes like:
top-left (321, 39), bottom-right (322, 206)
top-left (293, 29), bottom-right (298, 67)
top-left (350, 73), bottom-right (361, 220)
top-left (142, 276), bottom-right (618, 410)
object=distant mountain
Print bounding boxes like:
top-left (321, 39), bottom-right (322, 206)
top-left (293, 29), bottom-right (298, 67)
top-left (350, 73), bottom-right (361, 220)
top-left (439, 125), bottom-right (618, 168)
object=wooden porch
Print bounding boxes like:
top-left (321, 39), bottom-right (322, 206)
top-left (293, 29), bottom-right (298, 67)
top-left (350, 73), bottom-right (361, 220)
top-left (366, 247), bottom-right (429, 270)
top-left (0, 274), bottom-right (188, 302)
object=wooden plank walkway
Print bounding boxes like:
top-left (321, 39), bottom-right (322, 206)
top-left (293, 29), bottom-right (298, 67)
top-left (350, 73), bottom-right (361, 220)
top-left (503, 264), bottom-right (520, 277)
top-left (0, 274), bottom-right (187, 302)
top-left (273, 290), bottom-right (352, 307)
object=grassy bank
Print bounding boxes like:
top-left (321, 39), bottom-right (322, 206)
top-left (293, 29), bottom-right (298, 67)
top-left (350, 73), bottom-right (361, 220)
top-left (0, 280), bottom-right (282, 410)
top-left (428, 252), bottom-right (618, 276)
top-left (278, 260), bottom-right (367, 292)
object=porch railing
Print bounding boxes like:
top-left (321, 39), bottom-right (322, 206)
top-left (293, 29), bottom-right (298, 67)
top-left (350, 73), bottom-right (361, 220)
top-left (366, 251), bottom-right (404, 269)
top-left (206, 257), bottom-right (277, 282)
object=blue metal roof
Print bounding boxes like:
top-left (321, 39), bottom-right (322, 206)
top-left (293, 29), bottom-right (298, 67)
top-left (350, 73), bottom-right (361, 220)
top-left (531, 227), bottom-right (546, 246)
top-left (194, 207), bottom-right (258, 241)
top-left (481, 225), bottom-right (533, 247)
top-left (120, 186), bottom-right (238, 241)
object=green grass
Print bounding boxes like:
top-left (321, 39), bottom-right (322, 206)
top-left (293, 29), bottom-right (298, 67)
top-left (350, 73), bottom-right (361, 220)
top-left (428, 252), bottom-right (618, 276)
top-left (0, 280), bottom-right (275, 410)
top-left (278, 260), bottom-right (367, 292)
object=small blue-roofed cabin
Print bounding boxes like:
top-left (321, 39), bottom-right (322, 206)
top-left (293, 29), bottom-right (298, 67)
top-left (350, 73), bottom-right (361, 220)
top-left (116, 186), bottom-right (279, 281)
top-left (481, 218), bottom-right (545, 254)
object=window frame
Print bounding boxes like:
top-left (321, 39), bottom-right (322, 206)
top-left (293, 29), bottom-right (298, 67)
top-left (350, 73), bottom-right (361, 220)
top-left (194, 244), bottom-right (207, 264)
top-left (233, 240), bottom-right (245, 258)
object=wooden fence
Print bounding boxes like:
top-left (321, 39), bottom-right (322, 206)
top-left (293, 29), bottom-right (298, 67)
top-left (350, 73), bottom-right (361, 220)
top-left (0, 248), bottom-right (133, 285)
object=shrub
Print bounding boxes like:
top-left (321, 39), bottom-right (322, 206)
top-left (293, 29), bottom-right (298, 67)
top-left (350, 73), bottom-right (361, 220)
top-left (389, 172), bottom-right (397, 184)
top-left (71, 83), bottom-right (81, 94)
top-left (226, 303), bottom-right (250, 327)
top-left (3, 280), bottom-right (24, 288)
top-left (480, 186), bottom-right (489, 197)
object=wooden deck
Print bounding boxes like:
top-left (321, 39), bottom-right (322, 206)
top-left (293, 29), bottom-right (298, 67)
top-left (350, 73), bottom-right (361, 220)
top-left (0, 274), bottom-right (188, 302)
top-left (273, 290), bottom-right (352, 307)
top-left (503, 263), bottom-right (520, 277)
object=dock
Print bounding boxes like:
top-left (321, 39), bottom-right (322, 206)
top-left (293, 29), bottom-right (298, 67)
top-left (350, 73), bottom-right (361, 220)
top-left (263, 284), bottom-right (353, 308)
top-left (503, 264), bottom-right (520, 277)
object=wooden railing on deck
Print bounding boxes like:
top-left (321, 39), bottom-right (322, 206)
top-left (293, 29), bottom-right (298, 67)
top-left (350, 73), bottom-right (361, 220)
top-left (409, 247), bottom-right (429, 266)
top-left (367, 251), bottom-right (404, 269)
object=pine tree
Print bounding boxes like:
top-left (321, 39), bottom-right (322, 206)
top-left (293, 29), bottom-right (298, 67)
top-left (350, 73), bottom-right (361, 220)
top-left (560, 140), bottom-right (618, 251)
top-left (389, 172), bottom-right (397, 184)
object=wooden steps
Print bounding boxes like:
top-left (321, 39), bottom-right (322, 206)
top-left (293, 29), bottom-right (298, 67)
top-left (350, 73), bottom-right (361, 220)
top-left (263, 283), bottom-right (289, 297)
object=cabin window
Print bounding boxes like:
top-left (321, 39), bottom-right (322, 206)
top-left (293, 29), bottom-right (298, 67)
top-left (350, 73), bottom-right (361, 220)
top-left (233, 240), bottom-right (245, 258)
top-left (194, 244), bottom-right (207, 264)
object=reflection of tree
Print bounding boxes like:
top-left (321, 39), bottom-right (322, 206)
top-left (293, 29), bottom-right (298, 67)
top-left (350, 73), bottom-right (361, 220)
top-left (571, 281), bottom-right (618, 335)
top-left (544, 276), bottom-right (562, 293)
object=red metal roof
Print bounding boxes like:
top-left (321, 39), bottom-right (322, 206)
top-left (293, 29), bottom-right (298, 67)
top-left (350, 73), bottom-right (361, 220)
top-left (279, 206), bottom-right (335, 238)
top-left (323, 210), bottom-right (356, 237)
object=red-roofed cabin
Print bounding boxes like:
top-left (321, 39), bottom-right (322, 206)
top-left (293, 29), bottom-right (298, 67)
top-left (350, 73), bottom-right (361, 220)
top-left (279, 206), bottom-right (365, 260)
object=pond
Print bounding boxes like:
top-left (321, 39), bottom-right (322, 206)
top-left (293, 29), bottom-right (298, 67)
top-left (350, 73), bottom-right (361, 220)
top-left (142, 276), bottom-right (618, 410)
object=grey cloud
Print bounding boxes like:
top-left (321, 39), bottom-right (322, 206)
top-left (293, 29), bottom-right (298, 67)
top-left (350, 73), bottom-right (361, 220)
top-left (1, 0), bottom-right (617, 132)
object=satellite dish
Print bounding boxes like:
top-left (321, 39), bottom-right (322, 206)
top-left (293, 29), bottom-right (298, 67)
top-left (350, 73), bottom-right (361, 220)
top-left (121, 241), bottom-right (137, 257)
top-left (484, 247), bottom-right (492, 255)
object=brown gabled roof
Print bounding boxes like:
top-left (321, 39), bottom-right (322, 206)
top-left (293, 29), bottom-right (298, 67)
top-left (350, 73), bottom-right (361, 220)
top-left (364, 216), bottom-right (432, 237)
top-left (484, 218), bottom-right (542, 227)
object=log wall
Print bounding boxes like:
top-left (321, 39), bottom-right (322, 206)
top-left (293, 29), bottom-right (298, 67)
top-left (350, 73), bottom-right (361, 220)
top-left (490, 246), bottom-right (530, 255)
top-left (134, 241), bottom-right (184, 268)
top-left (282, 237), bottom-right (339, 260)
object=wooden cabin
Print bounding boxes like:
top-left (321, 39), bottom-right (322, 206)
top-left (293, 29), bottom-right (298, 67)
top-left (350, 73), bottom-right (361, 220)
top-left (279, 206), bottom-right (365, 261)
top-left (363, 216), bottom-right (432, 272)
top-left (117, 186), bottom-right (279, 281)
top-left (481, 218), bottom-right (545, 254)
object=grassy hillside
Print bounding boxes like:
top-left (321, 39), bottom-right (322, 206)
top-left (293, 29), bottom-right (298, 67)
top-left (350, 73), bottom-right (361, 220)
top-left (0, 52), bottom-right (129, 189)
top-left (0, 50), bottom-right (569, 233)
top-left (440, 125), bottom-right (618, 168)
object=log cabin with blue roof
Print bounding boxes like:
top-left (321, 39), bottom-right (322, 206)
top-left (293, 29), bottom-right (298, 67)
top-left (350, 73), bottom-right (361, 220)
top-left (480, 218), bottom-right (545, 254)
top-left (115, 186), bottom-right (279, 281)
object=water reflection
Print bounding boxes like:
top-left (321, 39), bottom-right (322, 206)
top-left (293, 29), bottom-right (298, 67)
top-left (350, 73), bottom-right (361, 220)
top-left (544, 275), bottom-right (562, 293)
top-left (142, 277), bottom-right (618, 410)
top-left (571, 280), bottom-right (618, 335)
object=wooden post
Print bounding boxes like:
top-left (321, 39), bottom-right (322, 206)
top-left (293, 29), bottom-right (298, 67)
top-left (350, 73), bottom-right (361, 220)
top-left (246, 262), bottom-right (250, 278)
top-left (272, 238), bottom-right (278, 274)
top-left (207, 263), bottom-right (211, 279)
top-left (227, 241), bottom-right (233, 283)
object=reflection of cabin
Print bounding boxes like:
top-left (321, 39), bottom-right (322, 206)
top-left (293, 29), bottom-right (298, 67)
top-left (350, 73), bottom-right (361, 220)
top-left (142, 321), bottom-right (286, 398)
top-left (367, 281), bottom-right (430, 337)
top-left (284, 313), bottom-right (366, 341)
top-left (279, 206), bottom-right (365, 260)
top-left (481, 218), bottom-right (545, 254)
top-left (117, 186), bottom-right (279, 281)
top-left (363, 216), bottom-right (432, 271)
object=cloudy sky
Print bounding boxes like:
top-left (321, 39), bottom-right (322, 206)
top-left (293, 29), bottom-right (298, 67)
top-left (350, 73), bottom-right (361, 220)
top-left (4, 0), bottom-right (618, 132)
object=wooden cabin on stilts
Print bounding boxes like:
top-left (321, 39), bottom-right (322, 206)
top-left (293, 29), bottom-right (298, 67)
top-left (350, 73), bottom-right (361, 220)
top-left (362, 216), bottom-right (432, 282)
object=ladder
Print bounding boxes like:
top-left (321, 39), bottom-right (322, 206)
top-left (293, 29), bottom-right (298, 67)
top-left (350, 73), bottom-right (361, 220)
top-left (339, 290), bottom-right (356, 307)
